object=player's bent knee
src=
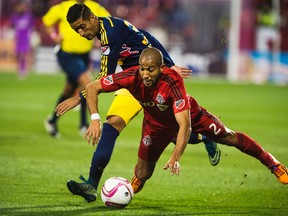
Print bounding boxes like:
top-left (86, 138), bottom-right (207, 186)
top-left (105, 115), bottom-right (126, 132)
top-left (219, 133), bottom-right (238, 146)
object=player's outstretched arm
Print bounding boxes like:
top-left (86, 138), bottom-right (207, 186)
top-left (171, 65), bottom-right (192, 78)
top-left (163, 109), bottom-right (191, 175)
top-left (84, 81), bottom-right (103, 146)
top-left (55, 95), bottom-right (81, 116)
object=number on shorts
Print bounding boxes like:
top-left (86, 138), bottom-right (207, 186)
top-left (209, 123), bottom-right (221, 135)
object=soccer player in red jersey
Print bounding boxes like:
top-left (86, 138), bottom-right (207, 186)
top-left (84, 47), bottom-right (288, 193)
top-left (55, 3), bottom-right (220, 203)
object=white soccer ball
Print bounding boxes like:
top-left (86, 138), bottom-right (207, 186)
top-left (101, 177), bottom-right (134, 208)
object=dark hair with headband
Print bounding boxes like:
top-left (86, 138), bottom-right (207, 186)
top-left (66, 3), bottom-right (92, 23)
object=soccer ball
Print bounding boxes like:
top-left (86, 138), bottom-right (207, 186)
top-left (101, 177), bottom-right (134, 208)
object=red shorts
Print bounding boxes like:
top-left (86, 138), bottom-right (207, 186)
top-left (192, 107), bottom-right (227, 142)
top-left (138, 119), bottom-right (178, 162)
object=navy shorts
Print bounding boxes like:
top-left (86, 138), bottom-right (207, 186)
top-left (57, 49), bottom-right (90, 86)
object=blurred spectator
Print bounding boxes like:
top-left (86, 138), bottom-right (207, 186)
top-left (256, 0), bottom-right (279, 52)
top-left (11, 0), bottom-right (34, 78)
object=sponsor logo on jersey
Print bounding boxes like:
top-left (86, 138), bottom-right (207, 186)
top-left (103, 75), bottom-right (113, 85)
top-left (101, 46), bottom-right (110, 55)
top-left (139, 92), bottom-right (170, 112)
top-left (143, 135), bottom-right (152, 147)
top-left (157, 104), bottom-right (169, 111)
top-left (120, 44), bottom-right (139, 58)
top-left (155, 93), bottom-right (165, 104)
top-left (175, 99), bottom-right (185, 110)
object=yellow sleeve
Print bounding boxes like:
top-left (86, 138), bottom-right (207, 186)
top-left (86, 1), bottom-right (111, 17)
top-left (42, 4), bottom-right (61, 27)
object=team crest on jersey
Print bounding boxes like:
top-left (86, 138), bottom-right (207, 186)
top-left (155, 93), bottom-right (165, 104)
top-left (157, 104), bottom-right (169, 111)
top-left (101, 46), bottom-right (110, 55)
top-left (175, 99), bottom-right (185, 110)
top-left (143, 135), bottom-right (152, 147)
top-left (103, 75), bottom-right (113, 85)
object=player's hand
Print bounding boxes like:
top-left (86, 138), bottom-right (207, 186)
top-left (84, 120), bottom-right (102, 146)
top-left (171, 65), bottom-right (192, 78)
top-left (163, 159), bottom-right (181, 176)
top-left (55, 96), bottom-right (81, 116)
top-left (51, 33), bottom-right (63, 44)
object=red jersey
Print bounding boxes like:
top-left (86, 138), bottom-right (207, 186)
top-left (100, 66), bottom-right (190, 129)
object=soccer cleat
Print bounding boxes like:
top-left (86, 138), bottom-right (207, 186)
top-left (270, 164), bottom-right (288, 185)
top-left (44, 116), bottom-right (60, 138)
top-left (67, 175), bottom-right (97, 203)
top-left (205, 142), bottom-right (221, 166)
top-left (130, 176), bottom-right (145, 194)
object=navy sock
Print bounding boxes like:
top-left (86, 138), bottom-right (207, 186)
top-left (50, 95), bottom-right (67, 123)
top-left (80, 99), bottom-right (88, 126)
top-left (188, 132), bottom-right (202, 144)
top-left (88, 123), bottom-right (119, 190)
top-left (188, 133), bottom-right (216, 156)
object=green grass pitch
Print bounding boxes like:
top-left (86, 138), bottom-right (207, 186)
top-left (0, 72), bottom-right (287, 215)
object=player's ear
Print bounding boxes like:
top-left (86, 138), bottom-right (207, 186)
top-left (90, 14), bottom-right (96, 22)
top-left (160, 64), bottom-right (165, 72)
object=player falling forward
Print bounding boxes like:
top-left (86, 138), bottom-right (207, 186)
top-left (82, 48), bottom-right (288, 194)
top-left (55, 3), bottom-right (220, 203)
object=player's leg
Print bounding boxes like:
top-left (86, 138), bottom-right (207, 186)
top-left (45, 50), bottom-right (90, 137)
top-left (131, 159), bottom-right (156, 194)
top-left (194, 109), bottom-right (288, 184)
top-left (88, 91), bottom-right (142, 185)
top-left (75, 54), bottom-right (93, 135)
top-left (77, 69), bottom-right (93, 135)
top-left (67, 91), bottom-right (143, 202)
top-left (44, 80), bottom-right (76, 137)
top-left (188, 132), bottom-right (221, 166)
top-left (17, 52), bottom-right (27, 78)
top-left (131, 123), bottom-right (175, 194)
top-left (219, 132), bottom-right (288, 184)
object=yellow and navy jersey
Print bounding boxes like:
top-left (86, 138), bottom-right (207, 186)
top-left (42, 0), bottom-right (110, 54)
top-left (96, 16), bottom-right (174, 80)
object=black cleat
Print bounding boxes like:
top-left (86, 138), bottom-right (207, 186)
top-left (67, 175), bottom-right (97, 203)
top-left (44, 116), bottom-right (60, 138)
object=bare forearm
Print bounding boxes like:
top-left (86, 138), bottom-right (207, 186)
top-left (84, 81), bottom-right (103, 145)
top-left (172, 109), bottom-right (191, 160)
top-left (172, 126), bottom-right (191, 160)
top-left (85, 81), bottom-right (101, 115)
top-left (163, 109), bottom-right (191, 175)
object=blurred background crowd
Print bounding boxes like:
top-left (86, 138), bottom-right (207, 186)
top-left (1, 0), bottom-right (288, 84)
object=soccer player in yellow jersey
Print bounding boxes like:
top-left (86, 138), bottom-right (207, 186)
top-left (43, 0), bottom-right (110, 137)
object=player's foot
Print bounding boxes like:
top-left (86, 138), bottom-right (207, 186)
top-left (270, 163), bottom-right (288, 185)
top-left (79, 124), bottom-right (88, 137)
top-left (205, 141), bottom-right (221, 166)
top-left (44, 116), bottom-right (60, 138)
top-left (67, 175), bottom-right (97, 203)
top-left (130, 176), bottom-right (145, 194)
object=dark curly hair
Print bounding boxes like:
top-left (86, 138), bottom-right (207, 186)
top-left (66, 3), bottom-right (92, 23)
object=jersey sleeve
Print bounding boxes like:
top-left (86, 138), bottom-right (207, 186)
top-left (42, 4), bottom-right (61, 26)
top-left (99, 66), bottom-right (139, 92)
top-left (95, 18), bottom-right (123, 80)
top-left (169, 74), bottom-right (190, 114)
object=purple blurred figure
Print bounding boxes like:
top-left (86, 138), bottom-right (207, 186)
top-left (11, 0), bottom-right (34, 78)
